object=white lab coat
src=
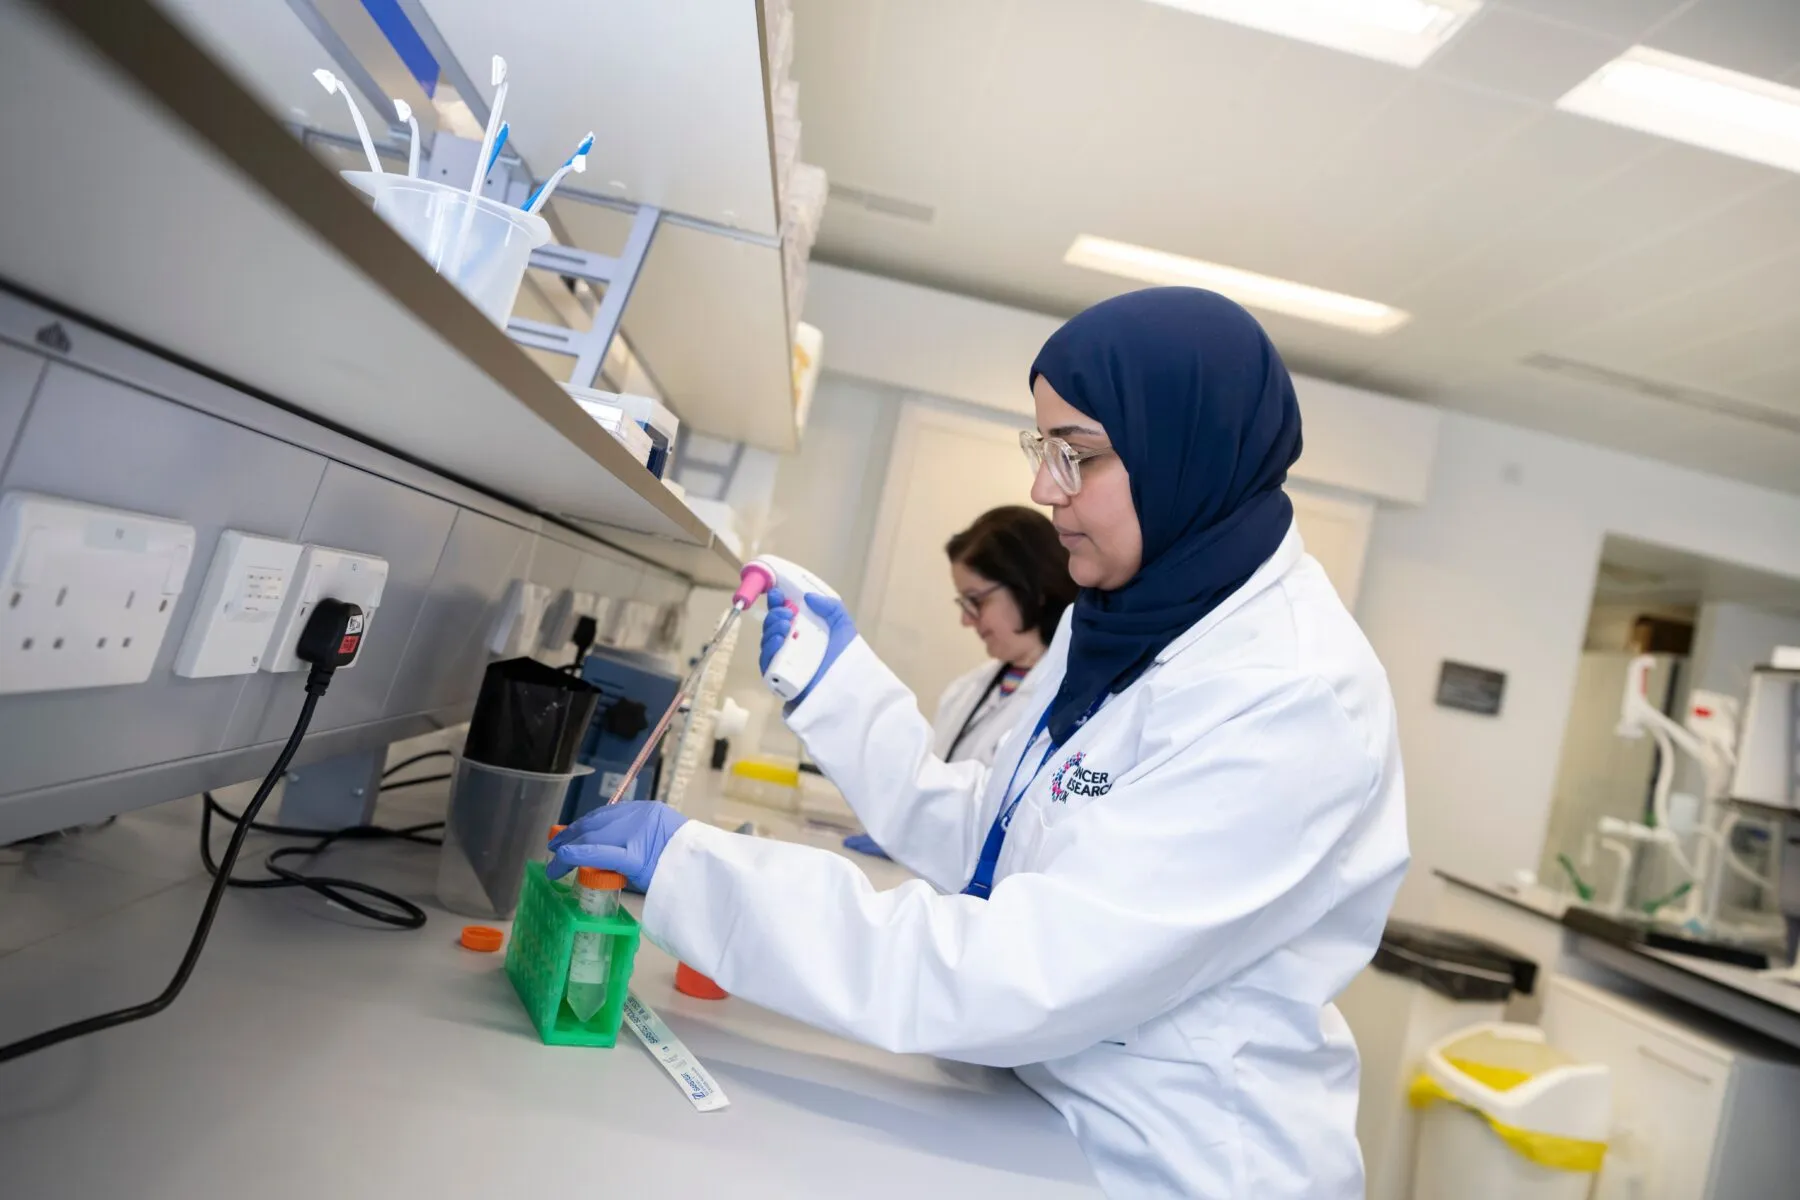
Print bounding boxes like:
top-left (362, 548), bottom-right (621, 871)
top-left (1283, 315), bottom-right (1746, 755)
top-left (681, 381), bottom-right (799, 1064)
top-left (930, 658), bottom-right (1035, 765)
top-left (643, 525), bottom-right (1408, 1197)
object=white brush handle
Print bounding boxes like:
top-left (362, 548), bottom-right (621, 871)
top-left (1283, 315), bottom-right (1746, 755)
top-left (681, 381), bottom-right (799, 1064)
top-left (526, 164), bottom-right (573, 215)
top-left (451, 75), bottom-right (508, 272)
top-left (337, 92), bottom-right (382, 173)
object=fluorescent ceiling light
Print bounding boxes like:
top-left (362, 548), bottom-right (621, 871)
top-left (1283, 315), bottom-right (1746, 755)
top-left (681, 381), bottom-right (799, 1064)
top-left (1065, 236), bottom-right (1409, 335)
top-left (1557, 46), bottom-right (1800, 174)
top-left (1144, 0), bottom-right (1481, 67)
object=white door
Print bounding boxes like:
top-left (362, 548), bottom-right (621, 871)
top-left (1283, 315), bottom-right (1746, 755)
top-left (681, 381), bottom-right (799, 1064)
top-left (1289, 484), bottom-right (1375, 610)
top-left (860, 401), bottom-right (1039, 721)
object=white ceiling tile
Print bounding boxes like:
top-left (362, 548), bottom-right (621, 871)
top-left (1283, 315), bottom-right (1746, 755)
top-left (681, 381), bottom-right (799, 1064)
top-left (789, 0), bottom-right (887, 183)
top-left (1645, 0), bottom-right (1800, 80)
top-left (1388, 257), bottom-right (1544, 328)
top-left (1554, 247), bottom-right (1800, 365)
top-left (1438, 363), bottom-right (1800, 491)
top-left (1307, 75), bottom-right (1538, 195)
top-left (1427, 6), bottom-right (1632, 103)
top-left (949, 0), bottom-right (1155, 188)
top-left (1350, 352), bottom-right (1492, 400)
top-left (1472, 176), bottom-right (1800, 347)
top-left (798, 0), bottom-right (1016, 201)
top-left (1243, 310), bottom-right (1395, 375)
top-left (1649, 311), bottom-right (1800, 386)
top-left (1491, 0), bottom-right (1691, 40)
top-left (1418, 143), bottom-right (1783, 320)
top-left (1239, 76), bottom-right (1535, 280)
top-left (1330, 111), bottom-right (1655, 295)
top-left (1081, 51), bottom-right (1417, 286)
top-left (1733, 360), bottom-right (1800, 414)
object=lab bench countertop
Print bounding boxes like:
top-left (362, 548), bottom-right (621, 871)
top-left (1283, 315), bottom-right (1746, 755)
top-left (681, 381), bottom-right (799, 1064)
top-left (1435, 868), bottom-right (1800, 1050)
top-left (0, 789), bottom-right (1100, 1198)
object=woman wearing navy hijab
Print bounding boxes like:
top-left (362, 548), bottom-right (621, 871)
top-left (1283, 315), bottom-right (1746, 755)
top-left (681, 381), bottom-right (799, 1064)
top-left (552, 289), bottom-right (1410, 1198)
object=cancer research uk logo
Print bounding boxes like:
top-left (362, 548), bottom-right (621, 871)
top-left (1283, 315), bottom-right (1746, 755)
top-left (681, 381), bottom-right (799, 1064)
top-left (1049, 751), bottom-right (1112, 803)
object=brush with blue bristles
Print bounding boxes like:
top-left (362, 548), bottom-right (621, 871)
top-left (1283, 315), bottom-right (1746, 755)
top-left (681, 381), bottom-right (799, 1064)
top-left (524, 132), bottom-right (595, 215)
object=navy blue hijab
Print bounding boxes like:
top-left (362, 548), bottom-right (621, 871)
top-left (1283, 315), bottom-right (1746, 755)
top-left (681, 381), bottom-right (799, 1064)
top-left (1031, 288), bottom-right (1303, 744)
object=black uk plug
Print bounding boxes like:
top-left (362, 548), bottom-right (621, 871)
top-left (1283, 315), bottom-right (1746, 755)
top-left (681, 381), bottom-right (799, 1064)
top-left (295, 599), bottom-right (365, 693)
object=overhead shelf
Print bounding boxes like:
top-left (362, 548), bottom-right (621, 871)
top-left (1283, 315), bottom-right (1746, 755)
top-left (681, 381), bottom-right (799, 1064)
top-left (551, 199), bottom-right (799, 453)
top-left (567, 521), bottom-right (742, 591)
top-left (421, 0), bottom-right (781, 237)
top-left (418, 0), bottom-right (800, 453)
top-left (0, 0), bottom-right (739, 584)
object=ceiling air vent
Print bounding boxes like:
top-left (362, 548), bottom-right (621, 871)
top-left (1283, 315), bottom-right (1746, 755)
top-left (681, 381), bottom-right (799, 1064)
top-left (1522, 354), bottom-right (1800, 437)
top-left (827, 181), bottom-right (936, 224)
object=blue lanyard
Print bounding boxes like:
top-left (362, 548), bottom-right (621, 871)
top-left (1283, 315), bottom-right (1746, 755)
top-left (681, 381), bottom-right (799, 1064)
top-left (963, 698), bottom-right (1100, 899)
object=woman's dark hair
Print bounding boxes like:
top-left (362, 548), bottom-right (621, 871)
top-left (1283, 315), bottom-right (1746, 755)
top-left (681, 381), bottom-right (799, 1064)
top-left (945, 506), bottom-right (1078, 644)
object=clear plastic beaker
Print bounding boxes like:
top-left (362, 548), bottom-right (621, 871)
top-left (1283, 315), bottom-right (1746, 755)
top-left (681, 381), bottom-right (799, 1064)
top-left (343, 171), bottom-right (550, 327)
top-left (437, 756), bottom-right (590, 919)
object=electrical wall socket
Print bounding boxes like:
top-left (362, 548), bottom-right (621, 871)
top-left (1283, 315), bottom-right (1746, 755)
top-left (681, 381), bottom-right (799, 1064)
top-left (489, 579), bottom-right (551, 658)
top-left (173, 531), bottom-right (305, 678)
top-left (0, 491), bottom-right (197, 695)
top-left (261, 545), bottom-right (389, 673)
top-left (590, 595), bottom-right (618, 643)
top-left (539, 588), bottom-right (598, 652)
top-left (609, 599), bottom-right (661, 651)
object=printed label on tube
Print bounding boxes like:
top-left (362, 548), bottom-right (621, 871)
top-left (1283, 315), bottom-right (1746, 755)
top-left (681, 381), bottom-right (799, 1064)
top-left (622, 994), bottom-right (730, 1112)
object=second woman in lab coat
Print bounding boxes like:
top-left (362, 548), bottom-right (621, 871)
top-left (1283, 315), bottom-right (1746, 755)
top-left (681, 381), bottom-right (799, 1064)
top-left (933, 506), bottom-right (1077, 767)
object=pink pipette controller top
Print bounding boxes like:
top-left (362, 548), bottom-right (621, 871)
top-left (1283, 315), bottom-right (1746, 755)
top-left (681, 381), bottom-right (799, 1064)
top-left (733, 556), bottom-right (841, 702)
top-left (732, 562), bottom-right (777, 610)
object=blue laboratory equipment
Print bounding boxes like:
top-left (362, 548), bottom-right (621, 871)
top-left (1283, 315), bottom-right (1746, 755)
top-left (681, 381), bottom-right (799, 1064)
top-left (562, 645), bottom-right (681, 821)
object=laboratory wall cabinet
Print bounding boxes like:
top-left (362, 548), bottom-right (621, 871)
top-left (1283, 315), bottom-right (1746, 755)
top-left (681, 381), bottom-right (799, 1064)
top-left (0, 291), bottom-right (687, 843)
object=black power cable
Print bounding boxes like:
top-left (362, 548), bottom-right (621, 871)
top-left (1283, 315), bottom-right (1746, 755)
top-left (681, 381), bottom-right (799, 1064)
top-left (195, 741), bottom-right (455, 927)
top-left (0, 601), bottom-right (363, 1065)
top-left (381, 749), bottom-right (453, 780)
top-left (377, 774), bottom-right (452, 793)
top-left (197, 791), bottom-right (442, 930)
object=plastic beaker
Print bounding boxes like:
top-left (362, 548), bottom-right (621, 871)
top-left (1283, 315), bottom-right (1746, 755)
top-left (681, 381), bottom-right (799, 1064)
top-left (343, 171), bottom-right (550, 327)
top-left (437, 756), bottom-right (592, 919)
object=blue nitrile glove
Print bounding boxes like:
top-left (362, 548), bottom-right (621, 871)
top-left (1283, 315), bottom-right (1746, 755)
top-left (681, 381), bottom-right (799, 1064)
top-left (547, 801), bottom-right (687, 893)
top-left (759, 587), bottom-right (857, 703)
top-left (842, 832), bottom-right (890, 860)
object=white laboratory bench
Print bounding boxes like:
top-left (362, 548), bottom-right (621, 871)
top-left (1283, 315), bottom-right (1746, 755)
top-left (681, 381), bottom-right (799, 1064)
top-left (0, 776), bottom-right (1101, 1198)
top-left (1434, 869), bottom-right (1800, 1051)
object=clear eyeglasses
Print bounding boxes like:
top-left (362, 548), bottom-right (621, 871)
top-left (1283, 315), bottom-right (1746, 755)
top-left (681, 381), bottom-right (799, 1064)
top-left (955, 583), bottom-right (1002, 620)
top-left (1019, 429), bottom-right (1113, 496)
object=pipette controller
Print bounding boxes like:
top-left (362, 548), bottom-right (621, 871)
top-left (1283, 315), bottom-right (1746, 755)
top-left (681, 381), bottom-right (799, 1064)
top-left (596, 557), bottom-right (838, 807)
top-left (733, 555), bottom-right (840, 701)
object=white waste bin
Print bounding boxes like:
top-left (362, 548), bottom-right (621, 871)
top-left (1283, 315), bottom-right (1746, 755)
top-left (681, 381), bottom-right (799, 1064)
top-left (1338, 921), bottom-right (1536, 1200)
top-left (1409, 1023), bottom-right (1610, 1200)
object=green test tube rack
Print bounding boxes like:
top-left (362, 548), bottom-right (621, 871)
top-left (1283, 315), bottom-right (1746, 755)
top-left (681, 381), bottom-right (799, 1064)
top-left (506, 861), bottom-right (643, 1047)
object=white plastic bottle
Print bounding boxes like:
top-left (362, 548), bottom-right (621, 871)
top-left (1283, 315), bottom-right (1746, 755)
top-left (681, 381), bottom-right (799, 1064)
top-left (565, 867), bottom-right (625, 1023)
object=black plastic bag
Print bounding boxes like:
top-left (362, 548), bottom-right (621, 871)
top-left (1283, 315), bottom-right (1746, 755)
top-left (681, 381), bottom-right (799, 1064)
top-left (462, 657), bottom-right (601, 774)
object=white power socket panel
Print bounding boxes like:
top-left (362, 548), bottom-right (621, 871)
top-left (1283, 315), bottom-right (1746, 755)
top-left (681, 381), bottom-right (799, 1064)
top-left (489, 579), bottom-right (551, 657)
top-left (173, 531), bottom-right (305, 678)
top-left (611, 599), bottom-right (661, 650)
top-left (0, 491), bottom-right (197, 695)
top-left (261, 545), bottom-right (389, 673)
top-left (538, 588), bottom-right (598, 652)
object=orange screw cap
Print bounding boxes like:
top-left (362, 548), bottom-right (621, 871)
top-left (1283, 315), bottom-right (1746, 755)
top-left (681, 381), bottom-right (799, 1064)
top-left (676, 962), bottom-right (728, 1000)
